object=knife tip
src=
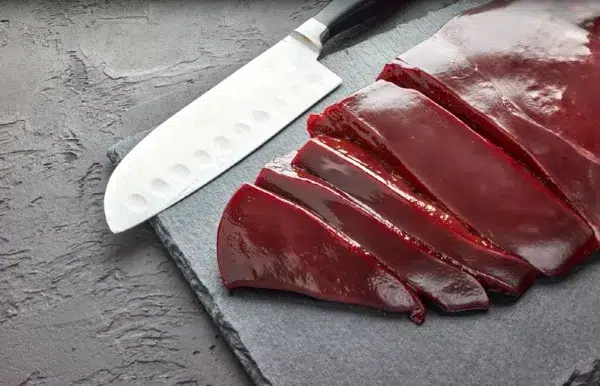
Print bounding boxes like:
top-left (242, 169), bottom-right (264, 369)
top-left (104, 200), bottom-right (126, 234)
top-left (103, 176), bottom-right (138, 234)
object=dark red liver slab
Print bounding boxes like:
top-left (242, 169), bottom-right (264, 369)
top-left (217, 184), bottom-right (426, 324)
top-left (255, 158), bottom-right (489, 313)
top-left (378, 0), bottom-right (600, 239)
top-left (292, 135), bottom-right (538, 295)
top-left (308, 80), bottom-right (596, 277)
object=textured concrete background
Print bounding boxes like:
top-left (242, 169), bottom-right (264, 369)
top-left (0, 1), bottom-right (330, 384)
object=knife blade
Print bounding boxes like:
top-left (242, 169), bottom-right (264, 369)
top-left (104, 0), bottom-right (390, 233)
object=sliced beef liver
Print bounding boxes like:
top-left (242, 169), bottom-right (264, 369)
top-left (217, 184), bottom-right (426, 324)
top-left (255, 157), bottom-right (490, 313)
top-left (308, 80), bottom-right (596, 276)
top-left (292, 135), bottom-right (538, 295)
top-left (378, 0), bottom-right (600, 239)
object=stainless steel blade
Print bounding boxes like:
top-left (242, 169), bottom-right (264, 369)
top-left (104, 19), bottom-right (341, 233)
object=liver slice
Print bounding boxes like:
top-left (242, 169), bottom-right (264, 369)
top-left (292, 135), bottom-right (538, 295)
top-left (308, 80), bottom-right (596, 277)
top-left (217, 184), bottom-right (426, 324)
top-left (378, 0), bottom-right (600, 239)
top-left (255, 157), bottom-right (489, 313)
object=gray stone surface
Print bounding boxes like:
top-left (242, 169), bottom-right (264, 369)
top-left (0, 1), bottom-right (343, 385)
top-left (108, 1), bottom-right (600, 385)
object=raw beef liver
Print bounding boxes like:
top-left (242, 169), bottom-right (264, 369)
top-left (292, 135), bottom-right (538, 295)
top-left (308, 80), bottom-right (596, 277)
top-left (217, 1), bottom-right (600, 323)
top-left (217, 184), bottom-right (426, 324)
top-left (255, 157), bottom-right (490, 313)
top-left (378, 0), bottom-right (600, 238)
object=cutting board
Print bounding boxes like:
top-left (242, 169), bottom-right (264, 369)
top-left (108, 1), bottom-right (600, 384)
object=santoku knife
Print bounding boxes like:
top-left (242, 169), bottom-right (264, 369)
top-left (104, 0), bottom-right (390, 233)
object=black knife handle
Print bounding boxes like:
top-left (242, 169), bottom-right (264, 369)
top-left (314, 0), bottom-right (390, 43)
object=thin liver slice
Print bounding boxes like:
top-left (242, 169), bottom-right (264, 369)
top-left (217, 184), bottom-right (426, 324)
top-left (308, 80), bottom-right (596, 277)
top-left (292, 135), bottom-right (538, 295)
top-left (378, 0), bottom-right (600, 239)
top-left (255, 157), bottom-right (490, 313)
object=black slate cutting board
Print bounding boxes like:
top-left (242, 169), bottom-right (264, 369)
top-left (108, 1), bottom-right (600, 384)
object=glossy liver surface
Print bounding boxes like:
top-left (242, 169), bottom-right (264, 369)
top-left (379, 0), bottom-right (600, 238)
top-left (308, 80), bottom-right (596, 277)
top-left (293, 135), bottom-right (537, 295)
top-left (255, 156), bottom-right (489, 312)
top-left (217, 184), bottom-right (426, 323)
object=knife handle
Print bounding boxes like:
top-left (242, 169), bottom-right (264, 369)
top-left (314, 0), bottom-right (389, 43)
